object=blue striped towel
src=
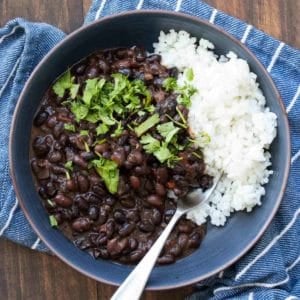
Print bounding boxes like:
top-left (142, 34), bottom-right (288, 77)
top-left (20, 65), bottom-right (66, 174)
top-left (1, 1), bottom-right (299, 299)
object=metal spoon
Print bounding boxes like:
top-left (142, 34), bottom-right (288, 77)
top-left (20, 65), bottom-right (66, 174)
top-left (111, 172), bottom-right (223, 300)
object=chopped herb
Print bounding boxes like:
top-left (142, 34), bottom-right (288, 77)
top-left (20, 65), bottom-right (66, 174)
top-left (176, 106), bottom-right (187, 125)
top-left (47, 199), bottom-right (55, 207)
top-left (84, 141), bottom-right (90, 152)
top-left (64, 161), bottom-right (73, 171)
top-left (134, 113), bottom-right (160, 137)
top-left (140, 134), bottom-right (160, 153)
top-left (197, 132), bottom-right (211, 145)
top-left (92, 157), bottom-right (119, 194)
top-left (111, 122), bottom-right (123, 138)
top-left (80, 130), bottom-right (89, 136)
top-left (49, 215), bottom-right (58, 227)
top-left (70, 84), bottom-right (80, 99)
top-left (157, 122), bottom-right (180, 143)
top-left (64, 123), bottom-right (76, 132)
top-left (192, 151), bottom-right (203, 160)
top-left (145, 104), bottom-right (155, 113)
top-left (163, 77), bottom-right (178, 91)
top-left (52, 70), bottom-right (74, 98)
top-left (165, 114), bottom-right (187, 129)
top-left (96, 123), bottom-right (109, 135)
top-left (92, 138), bottom-right (107, 146)
top-left (185, 68), bottom-right (194, 81)
top-left (65, 170), bottom-right (71, 180)
top-left (70, 102), bottom-right (89, 121)
top-left (137, 110), bottom-right (146, 117)
top-left (177, 84), bottom-right (197, 107)
top-left (83, 78), bottom-right (100, 106)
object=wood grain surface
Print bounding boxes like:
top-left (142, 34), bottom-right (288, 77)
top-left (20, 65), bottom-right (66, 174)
top-left (0, 1), bottom-right (299, 300)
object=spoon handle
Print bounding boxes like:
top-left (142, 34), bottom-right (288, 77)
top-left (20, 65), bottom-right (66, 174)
top-left (111, 210), bottom-right (183, 300)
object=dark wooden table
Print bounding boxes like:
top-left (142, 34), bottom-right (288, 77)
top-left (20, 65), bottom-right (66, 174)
top-left (0, 1), bottom-right (299, 299)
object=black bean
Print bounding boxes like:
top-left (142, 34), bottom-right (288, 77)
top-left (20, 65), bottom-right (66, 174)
top-left (80, 151), bottom-right (96, 161)
top-left (113, 59), bottom-right (131, 69)
top-left (53, 122), bottom-right (64, 138)
top-left (88, 206), bottom-right (99, 220)
top-left (97, 249), bottom-right (109, 259)
top-left (129, 176), bottom-right (140, 189)
top-left (113, 210), bottom-right (126, 224)
top-left (146, 54), bottom-right (161, 63)
top-left (169, 244), bottom-right (181, 257)
top-left (72, 217), bottom-right (91, 232)
top-left (155, 167), bottom-right (169, 184)
top-left (98, 207), bottom-right (108, 225)
top-left (138, 221), bottom-right (155, 233)
top-left (75, 64), bottom-right (86, 75)
top-left (157, 254), bottom-right (175, 265)
top-left (119, 223), bottom-right (135, 237)
top-left (178, 234), bottom-right (189, 249)
top-left (120, 198), bottom-right (135, 208)
top-left (151, 209), bottom-right (162, 225)
top-left (155, 183), bottom-right (166, 196)
top-left (111, 149), bottom-right (126, 166)
top-left (85, 65), bottom-right (100, 78)
top-left (54, 194), bottom-right (73, 208)
top-left (48, 151), bottom-right (62, 163)
top-left (178, 223), bottom-right (193, 234)
top-left (129, 250), bottom-right (144, 262)
top-left (73, 155), bottom-right (88, 169)
top-left (74, 195), bottom-right (89, 210)
top-left (146, 195), bottom-right (163, 207)
top-left (107, 237), bottom-right (129, 257)
top-left (126, 210), bottom-right (140, 222)
top-left (94, 143), bottom-right (109, 154)
top-left (187, 232), bottom-right (201, 248)
top-left (127, 150), bottom-right (143, 165)
top-left (164, 209), bottom-right (175, 223)
top-left (46, 115), bottom-right (57, 128)
top-left (74, 237), bottom-right (91, 250)
top-left (77, 175), bottom-right (90, 193)
top-left (34, 111), bottom-right (49, 126)
top-left (128, 238), bottom-right (138, 250)
top-left (32, 136), bottom-right (50, 157)
top-left (98, 59), bottom-right (110, 73)
top-left (106, 220), bottom-right (115, 238)
top-left (118, 68), bottom-right (131, 77)
top-left (96, 233), bottom-right (107, 246)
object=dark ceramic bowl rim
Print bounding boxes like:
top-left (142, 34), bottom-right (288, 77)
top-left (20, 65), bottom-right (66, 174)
top-left (9, 10), bottom-right (291, 290)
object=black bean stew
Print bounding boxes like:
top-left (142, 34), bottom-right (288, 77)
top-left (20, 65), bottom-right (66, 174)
top-left (30, 46), bottom-right (213, 265)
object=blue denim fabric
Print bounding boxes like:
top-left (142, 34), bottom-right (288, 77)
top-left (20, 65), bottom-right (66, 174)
top-left (1, 1), bottom-right (299, 299)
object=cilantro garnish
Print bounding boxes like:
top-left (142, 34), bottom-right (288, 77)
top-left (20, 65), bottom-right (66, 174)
top-left (92, 157), bottom-right (119, 194)
top-left (49, 215), bottom-right (58, 227)
top-left (64, 161), bottom-right (73, 171)
top-left (134, 113), bottom-right (160, 137)
top-left (64, 123), bottom-right (76, 132)
top-left (156, 122), bottom-right (180, 143)
top-left (185, 68), bottom-right (194, 81)
top-left (96, 123), bottom-right (109, 135)
top-left (53, 70), bottom-right (76, 98)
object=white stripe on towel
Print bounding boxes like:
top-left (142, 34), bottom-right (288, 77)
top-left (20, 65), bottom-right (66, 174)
top-left (0, 56), bottom-right (21, 98)
top-left (136, 0), bottom-right (144, 10)
top-left (31, 238), bottom-right (41, 250)
top-left (175, 0), bottom-right (183, 12)
top-left (286, 85), bottom-right (300, 114)
top-left (248, 292), bottom-right (254, 300)
top-left (0, 198), bottom-right (19, 236)
top-left (95, 0), bottom-right (107, 20)
top-left (215, 255), bottom-right (300, 293)
top-left (291, 149), bottom-right (300, 165)
top-left (267, 42), bottom-right (285, 72)
top-left (218, 270), bottom-right (224, 278)
top-left (235, 207), bottom-right (300, 280)
top-left (285, 296), bottom-right (299, 300)
top-left (241, 25), bottom-right (253, 44)
top-left (0, 26), bottom-right (21, 45)
top-left (209, 9), bottom-right (218, 24)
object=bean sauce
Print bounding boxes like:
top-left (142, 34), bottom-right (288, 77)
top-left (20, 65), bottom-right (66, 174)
top-left (30, 46), bottom-right (213, 265)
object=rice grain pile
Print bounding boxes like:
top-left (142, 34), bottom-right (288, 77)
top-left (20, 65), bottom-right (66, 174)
top-left (154, 30), bottom-right (277, 226)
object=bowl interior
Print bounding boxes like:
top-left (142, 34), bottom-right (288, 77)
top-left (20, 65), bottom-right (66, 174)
top-left (10, 11), bottom-right (290, 289)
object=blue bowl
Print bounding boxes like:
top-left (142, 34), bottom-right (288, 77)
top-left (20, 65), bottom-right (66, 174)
top-left (9, 11), bottom-right (290, 290)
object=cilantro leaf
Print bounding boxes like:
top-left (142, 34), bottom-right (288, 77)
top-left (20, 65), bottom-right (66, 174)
top-left (64, 123), bottom-right (76, 132)
top-left (157, 122), bottom-right (180, 143)
top-left (134, 113), bottom-right (160, 137)
top-left (71, 102), bottom-right (89, 121)
top-left (92, 157), bottom-right (119, 194)
top-left (163, 77), bottom-right (178, 91)
top-left (96, 123), bottom-right (109, 135)
top-left (80, 130), bottom-right (89, 136)
top-left (140, 134), bottom-right (160, 153)
top-left (185, 68), bottom-right (194, 81)
top-left (70, 84), bottom-right (80, 99)
top-left (53, 70), bottom-right (74, 98)
top-left (64, 161), bottom-right (73, 171)
top-left (49, 215), bottom-right (58, 227)
top-left (83, 79), bottom-right (99, 106)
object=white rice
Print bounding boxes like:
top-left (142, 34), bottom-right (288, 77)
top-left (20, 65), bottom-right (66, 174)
top-left (153, 30), bottom-right (277, 226)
